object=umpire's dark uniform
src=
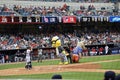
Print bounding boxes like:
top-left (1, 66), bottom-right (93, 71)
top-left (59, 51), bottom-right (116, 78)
top-left (65, 46), bottom-right (72, 64)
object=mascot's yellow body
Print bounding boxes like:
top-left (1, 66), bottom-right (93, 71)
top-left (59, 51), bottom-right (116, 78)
top-left (52, 36), bottom-right (68, 65)
top-left (51, 36), bottom-right (61, 56)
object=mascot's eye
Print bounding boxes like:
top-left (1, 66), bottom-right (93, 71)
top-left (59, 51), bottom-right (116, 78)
top-left (52, 42), bottom-right (55, 44)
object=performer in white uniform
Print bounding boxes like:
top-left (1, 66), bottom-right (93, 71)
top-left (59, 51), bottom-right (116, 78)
top-left (105, 45), bottom-right (109, 55)
top-left (25, 47), bottom-right (32, 70)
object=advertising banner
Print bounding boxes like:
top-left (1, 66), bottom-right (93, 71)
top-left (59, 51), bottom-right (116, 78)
top-left (77, 16), bottom-right (81, 22)
top-left (58, 16), bottom-right (62, 23)
top-left (103, 16), bottom-right (109, 22)
top-left (42, 17), bottom-right (58, 23)
top-left (81, 17), bottom-right (92, 22)
top-left (0, 16), bottom-right (41, 24)
top-left (13, 17), bottom-right (19, 22)
top-left (62, 16), bottom-right (76, 23)
top-left (1, 16), bottom-right (119, 23)
top-left (111, 47), bottom-right (120, 54)
top-left (0, 16), bottom-right (12, 23)
top-left (91, 16), bottom-right (109, 22)
top-left (109, 16), bottom-right (120, 22)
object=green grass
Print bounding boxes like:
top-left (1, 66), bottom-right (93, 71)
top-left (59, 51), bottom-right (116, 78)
top-left (0, 54), bottom-right (120, 80)
top-left (0, 72), bottom-right (104, 80)
top-left (80, 54), bottom-right (120, 63)
top-left (0, 60), bottom-right (60, 70)
top-left (100, 61), bottom-right (120, 70)
top-left (0, 54), bottom-right (120, 70)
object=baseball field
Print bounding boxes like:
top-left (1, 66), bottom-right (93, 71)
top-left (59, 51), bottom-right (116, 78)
top-left (0, 54), bottom-right (120, 80)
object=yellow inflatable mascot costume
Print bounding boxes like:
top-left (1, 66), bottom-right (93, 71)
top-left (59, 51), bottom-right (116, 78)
top-left (52, 36), bottom-right (68, 65)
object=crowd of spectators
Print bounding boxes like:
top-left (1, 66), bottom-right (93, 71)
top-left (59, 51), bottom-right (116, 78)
top-left (16, 0), bottom-right (119, 3)
top-left (0, 31), bottom-right (119, 50)
top-left (0, 3), bottom-right (119, 16)
top-left (0, 31), bottom-right (119, 64)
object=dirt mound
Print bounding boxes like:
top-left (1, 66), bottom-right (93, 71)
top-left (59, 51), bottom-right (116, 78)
top-left (0, 59), bottom-right (120, 76)
top-left (64, 63), bottom-right (101, 69)
top-left (0, 63), bottom-right (101, 76)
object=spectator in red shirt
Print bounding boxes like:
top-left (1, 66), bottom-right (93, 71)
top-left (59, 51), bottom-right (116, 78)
top-left (90, 47), bottom-right (97, 56)
top-left (99, 47), bottom-right (104, 55)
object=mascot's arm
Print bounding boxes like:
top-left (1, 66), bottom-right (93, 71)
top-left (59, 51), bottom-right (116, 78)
top-left (82, 45), bottom-right (87, 50)
top-left (62, 50), bottom-right (69, 56)
top-left (62, 51), bottom-right (66, 54)
top-left (65, 51), bottom-right (69, 56)
top-left (56, 48), bottom-right (59, 56)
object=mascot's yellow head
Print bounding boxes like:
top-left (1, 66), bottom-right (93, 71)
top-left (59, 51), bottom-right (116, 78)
top-left (51, 36), bottom-right (61, 48)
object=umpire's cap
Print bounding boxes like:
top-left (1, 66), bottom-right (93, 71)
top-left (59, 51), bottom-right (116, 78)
top-left (104, 71), bottom-right (116, 80)
top-left (51, 74), bottom-right (62, 79)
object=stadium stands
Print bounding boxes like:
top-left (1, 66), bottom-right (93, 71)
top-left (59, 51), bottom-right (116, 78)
top-left (0, 0), bottom-right (119, 16)
top-left (14, 0), bottom-right (120, 3)
top-left (0, 0), bottom-right (119, 50)
top-left (0, 0), bottom-right (115, 10)
top-left (0, 32), bottom-right (119, 50)
top-left (0, 0), bottom-right (119, 63)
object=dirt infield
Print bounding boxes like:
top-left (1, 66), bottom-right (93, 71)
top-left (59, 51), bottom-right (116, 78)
top-left (0, 59), bottom-right (120, 76)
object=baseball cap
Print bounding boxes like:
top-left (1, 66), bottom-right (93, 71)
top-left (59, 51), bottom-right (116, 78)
top-left (104, 71), bottom-right (116, 80)
top-left (51, 74), bottom-right (62, 79)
